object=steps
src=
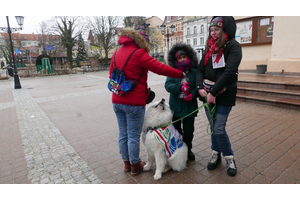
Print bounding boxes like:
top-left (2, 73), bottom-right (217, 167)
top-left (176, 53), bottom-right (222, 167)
top-left (237, 79), bottom-right (300, 110)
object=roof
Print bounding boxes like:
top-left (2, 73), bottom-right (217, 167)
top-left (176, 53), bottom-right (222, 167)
top-left (88, 30), bottom-right (94, 41)
top-left (163, 16), bottom-right (185, 24)
top-left (1, 33), bottom-right (61, 42)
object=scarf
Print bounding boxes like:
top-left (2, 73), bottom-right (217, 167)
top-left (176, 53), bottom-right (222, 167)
top-left (204, 32), bottom-right (228, 66)
top-left (176, 57), bottom-right (192, 71)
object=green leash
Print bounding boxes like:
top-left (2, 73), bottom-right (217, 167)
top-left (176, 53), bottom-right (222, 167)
top-left (153, 95), bottom-right (217, 134)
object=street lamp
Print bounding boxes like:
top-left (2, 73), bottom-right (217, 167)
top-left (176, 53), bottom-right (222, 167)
top-left (160, 24), bottom-right (175, 52)
top-left (0, 16), bottom-right (24, 89)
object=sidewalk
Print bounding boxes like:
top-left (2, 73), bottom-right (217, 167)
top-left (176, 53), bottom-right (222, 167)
top-left (0, 71), bottom-right (299, 184)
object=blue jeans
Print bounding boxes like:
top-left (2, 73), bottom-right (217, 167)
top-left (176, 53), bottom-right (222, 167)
top-left (113, 103), bottom-right (145, 164)
top-left (205, 105), bottom-right (233, 156)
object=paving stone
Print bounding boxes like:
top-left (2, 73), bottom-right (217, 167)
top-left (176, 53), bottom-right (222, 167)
top-left (11, 88), bottom-right (102, 184)
top-left (2, 72), bottom-right (300, 186)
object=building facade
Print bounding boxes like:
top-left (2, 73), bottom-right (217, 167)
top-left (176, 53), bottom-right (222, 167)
top-left (145, 16), bottom-right (164, 61)
top-left (234, 16), bottom-right (300, 74)
top-left (0, 32), bottom-right (67, 66)
top-left (183, 16), bottom-right (211, 62)
top-left (161, 16), bottom-right (185, 62)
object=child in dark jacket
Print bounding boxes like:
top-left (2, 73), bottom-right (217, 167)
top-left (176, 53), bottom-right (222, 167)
top-left (165, 43), bottom-right (199, 160)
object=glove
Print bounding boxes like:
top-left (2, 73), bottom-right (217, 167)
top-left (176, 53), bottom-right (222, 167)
top-left (183, 93), bottom-right (192, 101)
top-left (180, 83), bottom-right (190, 95)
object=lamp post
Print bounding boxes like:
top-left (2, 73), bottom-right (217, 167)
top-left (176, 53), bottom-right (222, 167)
top-left (0, 16), bottom-right (24, 89)
top-left (160, 24), bottom-right (175, 52)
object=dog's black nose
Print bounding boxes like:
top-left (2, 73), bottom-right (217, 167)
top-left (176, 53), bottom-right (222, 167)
top-left (161, 98), bottom-right (165, 102)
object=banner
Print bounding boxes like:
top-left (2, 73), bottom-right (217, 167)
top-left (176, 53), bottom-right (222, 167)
top-left (45, 45), bottom-right (54, 51)
top-left (15, 48), bottom-right (21, 54)
top-left (91, 45), bottom-right (100, 50)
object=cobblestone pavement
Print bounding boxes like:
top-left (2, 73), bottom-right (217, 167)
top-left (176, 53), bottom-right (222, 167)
top-left (0, 71), bottom-right (300, 186)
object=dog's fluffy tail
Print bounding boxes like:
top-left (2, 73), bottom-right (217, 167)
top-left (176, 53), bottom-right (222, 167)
top-left (167, 144), bottom-right (188, 171)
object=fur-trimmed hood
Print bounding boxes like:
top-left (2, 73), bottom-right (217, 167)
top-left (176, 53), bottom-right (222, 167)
top-left (167, 43), bottom-right (198, 69)
top-left (118, 27), bottom-right (151, 53)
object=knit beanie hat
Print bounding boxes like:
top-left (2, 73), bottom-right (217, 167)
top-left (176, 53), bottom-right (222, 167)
top-left (175, 50), bottom-right (187, 58)
top-left (134, 25), bottom-right (149, 43)
top-left (210, 17), bottom-right (224, 28)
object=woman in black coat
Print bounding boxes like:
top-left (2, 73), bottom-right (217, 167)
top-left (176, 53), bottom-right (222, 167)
top-left (196, 16), bottom-right (242, 176)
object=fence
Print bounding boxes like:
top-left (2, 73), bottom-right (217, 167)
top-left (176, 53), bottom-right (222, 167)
top-left (8, 63), bottom-right (110, 78)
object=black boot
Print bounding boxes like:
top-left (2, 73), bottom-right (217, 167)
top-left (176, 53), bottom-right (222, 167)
top-left (207, 150), bottom-right (221, 170)
top-left (188, 149), bottom-right (195, 160)
top-left (225, 156), bottom-right (237, 176)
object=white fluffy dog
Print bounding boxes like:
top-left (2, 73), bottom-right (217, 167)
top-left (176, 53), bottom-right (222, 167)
top-left (141, 98), bottom-right (188, 180)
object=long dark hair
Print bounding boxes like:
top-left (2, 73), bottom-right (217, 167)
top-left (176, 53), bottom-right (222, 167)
top-left (205, 29), bottom-right (226, 54)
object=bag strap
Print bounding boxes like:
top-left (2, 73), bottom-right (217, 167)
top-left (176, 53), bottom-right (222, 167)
top-left (114, 49), bottom-right (138, 70)
top-left (113, 48), bottom-right (144, 83)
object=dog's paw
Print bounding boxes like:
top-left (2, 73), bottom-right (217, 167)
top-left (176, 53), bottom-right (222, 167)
top-left (143, 164), bottom-right (151, 171)
top-left (154, 173), bottom-right (162, 180)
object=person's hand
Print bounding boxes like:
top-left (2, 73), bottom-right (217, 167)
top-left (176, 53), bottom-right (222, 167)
top-left (183, 93), bottom-right (192, 101)
top-left (206, 93), bottom-right (216, 105)
top-left (198, 89), bottom-right (207, 98)
top-left (180, 83), bottom-right (190, 95)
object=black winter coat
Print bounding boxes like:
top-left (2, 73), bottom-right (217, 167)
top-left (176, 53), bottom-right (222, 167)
top-left (196, 16), bottom-right (242, 106)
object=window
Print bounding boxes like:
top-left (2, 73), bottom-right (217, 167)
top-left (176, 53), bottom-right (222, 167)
top-left (167, 16), bottom-right (171, 22)
top-left (235, 16), bottom-right (274, 46)
top-left (28, 42), bottom-right (31, 45)
top-left (178, 16), bottom-right (182, 20)
top-left (35, 37), bottom-right (39, 40)
top-left (200, 37), bottom-right (204, 45)
top-left (22, 42), bottom-right (26, 46)
top-left (178, 24), bottom-right (181, 32)
top-left (178, 36), bottom-right (181, 43)
top-left (187, 39), bottom-right (190, 44)
top-left (200, 24), bottom-right (204, 33)
top-left (24, 36), bottom-right (28, 39)
top-left (193, 38), bottom-right (197, 46)
top-left (187, 27), bottom-right (190, 35)
top-left (0, 39), bottom-right (3, 44)
top-left (194, 26), bottom-right (197, 34)
top-left (0, 53), bottom-right (3, 58)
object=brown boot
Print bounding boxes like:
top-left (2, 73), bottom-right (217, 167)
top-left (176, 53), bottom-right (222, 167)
top-left (124, 160), bottom-right (131, 172)
top-left (130, 161), bottom-right (145, 176)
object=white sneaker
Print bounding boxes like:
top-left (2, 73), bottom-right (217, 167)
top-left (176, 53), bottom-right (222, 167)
top-left (224, 155), bottom-right (237, 176)
top-left (207, 150), bottom-right (221, 170)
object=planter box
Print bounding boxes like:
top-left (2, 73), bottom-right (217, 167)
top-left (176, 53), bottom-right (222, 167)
top-left (256, 64), bottom-right (267, 74)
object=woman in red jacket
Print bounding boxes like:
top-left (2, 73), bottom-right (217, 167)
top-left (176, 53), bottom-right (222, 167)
top-left (109, 25), bottom-right (184, 176)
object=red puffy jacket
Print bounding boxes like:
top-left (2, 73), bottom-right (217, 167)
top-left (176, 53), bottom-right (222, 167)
top-left (109, 35), bottom-right (183, 106)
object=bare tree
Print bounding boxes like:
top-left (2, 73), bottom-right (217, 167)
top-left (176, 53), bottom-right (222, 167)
top-left (0, 33), bottom-right (21, 66)
top-left (123, 16), bottom-right (146, 28)
top-left (88, 16), bottom-right (121, 64)
top-left (37, 21), bottom-right (49, 52)
top-left (50, 16), bottom-right (84, 67)
top-left (149, 28), bottom-right (163, 52)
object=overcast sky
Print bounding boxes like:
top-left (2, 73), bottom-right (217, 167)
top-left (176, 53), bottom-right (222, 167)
top-left (0, 16), bottom-right (54, 34)
top-left (0, 16), bottom-right (164, 36)
top-left (0, 0), bottom-right (294, 36)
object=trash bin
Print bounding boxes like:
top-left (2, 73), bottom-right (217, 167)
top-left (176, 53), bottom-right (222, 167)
top-left (7, 67), bottom-right (14, 76)
top-left (256, 64), bottom-right (267, 74)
